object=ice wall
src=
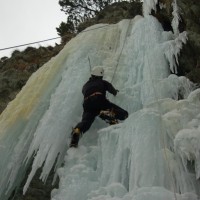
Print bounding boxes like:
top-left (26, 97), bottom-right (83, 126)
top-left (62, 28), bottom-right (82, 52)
top-left (51, 15), bottom-right (200, 200)
top-left (0, 1), bottom-right (200, 200)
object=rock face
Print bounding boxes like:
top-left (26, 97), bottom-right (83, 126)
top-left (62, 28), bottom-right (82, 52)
top-left (152, 0), bottom-right (200, 83)
top-left (1, 1), bottom-right (199, 200)
top-left (177, 0), bottom-right (200, 83)
top-left (0, 45), bottom-right (64, 113)
top-left (9, 167), bottom-right (59, 200)
top-left (77, 1), bottom-right (143, 32)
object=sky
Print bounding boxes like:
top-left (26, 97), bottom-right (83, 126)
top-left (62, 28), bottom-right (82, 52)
top-left (0, 0), bottom-right (67, 59)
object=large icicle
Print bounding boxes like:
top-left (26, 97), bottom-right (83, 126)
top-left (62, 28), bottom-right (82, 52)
top-left (172, 0), bottom-right (180, 35)
top-left (143, 0), bottom-right (158, 15)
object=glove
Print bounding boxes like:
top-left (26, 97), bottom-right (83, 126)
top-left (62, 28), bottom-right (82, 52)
top-left (114, 89), bottom-right (119, 96)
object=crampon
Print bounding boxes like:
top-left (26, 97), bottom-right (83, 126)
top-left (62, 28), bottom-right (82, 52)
top-left (99, 109), bottom-right (118, 125)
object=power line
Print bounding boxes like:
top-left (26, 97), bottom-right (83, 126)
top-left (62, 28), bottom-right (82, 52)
top-left (0, 37), bottom-right (61, 51)
top-left (0, 24), bottom-right (113, 52)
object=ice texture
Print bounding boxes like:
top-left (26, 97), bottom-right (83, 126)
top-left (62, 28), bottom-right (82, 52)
top-left (0, 1), bottom-right (200, 200)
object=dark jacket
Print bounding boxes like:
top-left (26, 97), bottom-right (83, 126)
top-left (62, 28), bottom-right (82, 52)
top-left (82, 76), bottom-right (117, 98)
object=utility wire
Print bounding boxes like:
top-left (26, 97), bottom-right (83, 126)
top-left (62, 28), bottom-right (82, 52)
top-left (0, 24), bottom-right (112, 52)
top-left (0, 37), bottom-right (61, 51)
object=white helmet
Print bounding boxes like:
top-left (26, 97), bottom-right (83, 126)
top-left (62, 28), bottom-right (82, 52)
top-left (91, 66), bottom-right (104, 77)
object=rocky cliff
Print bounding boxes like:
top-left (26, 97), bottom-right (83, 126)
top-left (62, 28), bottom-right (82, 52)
top-left (177, 0), bottom-right (200, 82)
top-left (0, 45), bottom-right (64, 113)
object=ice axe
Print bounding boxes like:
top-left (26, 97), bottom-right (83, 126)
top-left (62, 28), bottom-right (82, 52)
top-left (88, 56), bottom-right (92, 73)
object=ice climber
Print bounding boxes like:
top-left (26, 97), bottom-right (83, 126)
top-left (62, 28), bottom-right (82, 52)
top-left (70, 66), bottom-right (128, 148)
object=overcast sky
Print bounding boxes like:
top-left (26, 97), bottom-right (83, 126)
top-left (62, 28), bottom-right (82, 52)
top-left (0, 0), bottom-right (67, 58)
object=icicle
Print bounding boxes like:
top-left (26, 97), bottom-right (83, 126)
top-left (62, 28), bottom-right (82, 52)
top-left (171, 0), bottom-right (180, 36)
top-left (162, 31), bottom-right (187, 74)
top-left (143, 0), bottom-right (158, 16)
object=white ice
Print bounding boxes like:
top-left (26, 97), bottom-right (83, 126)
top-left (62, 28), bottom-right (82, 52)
top-left (0, 1), bottom-right (200, 200)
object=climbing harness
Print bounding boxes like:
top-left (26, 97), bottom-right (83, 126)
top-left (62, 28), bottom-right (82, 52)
top-left (84, 92), bottom-right (103, 101)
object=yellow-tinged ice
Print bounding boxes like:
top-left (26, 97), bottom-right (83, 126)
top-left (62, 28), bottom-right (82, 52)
top-left (0, 46), bottom-right (67, 137)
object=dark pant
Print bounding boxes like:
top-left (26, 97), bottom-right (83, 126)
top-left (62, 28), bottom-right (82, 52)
top-left (75, 95), bottom-right (128, 133)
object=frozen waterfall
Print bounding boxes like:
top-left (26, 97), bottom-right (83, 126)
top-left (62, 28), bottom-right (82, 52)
top-left (1, 2), bottom-right (200, 200)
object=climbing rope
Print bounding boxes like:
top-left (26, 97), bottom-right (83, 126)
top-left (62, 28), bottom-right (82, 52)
top-left (85, 21), bottom-right (131, 84)
top-left (111, 19), bottom-right (132, 84)
top-left (145, 18), bottom-right (178, 200)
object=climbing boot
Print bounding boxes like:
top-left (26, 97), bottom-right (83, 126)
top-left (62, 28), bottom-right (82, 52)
top-left (109, 119), bottom-right (119, 125)
top-left (99, 109), bottom-right (118, 125)
top-left (99, 110), bottom-right (115, 119)
top-left (69, 128), bottom-right (81, 148)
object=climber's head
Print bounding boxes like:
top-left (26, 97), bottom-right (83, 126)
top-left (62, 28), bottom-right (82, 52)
top-left (91, 66), bottom-right (104, 77)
